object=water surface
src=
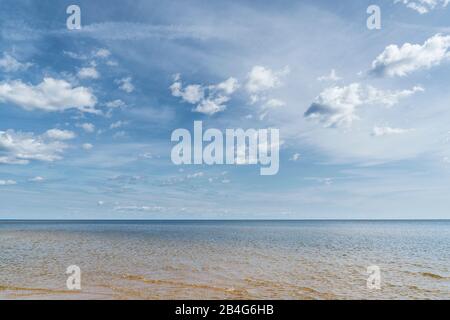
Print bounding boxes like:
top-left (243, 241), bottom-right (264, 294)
top-left (0, 220), bottom-right (449, 299)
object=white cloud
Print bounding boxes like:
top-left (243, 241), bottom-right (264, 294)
top-left (77, 122), bottom-right (95, 133)
top-left (0, 77), bottom-right (97, 113)
top-left (264, 98), bottom-right (285, 109)
top-left (44, 129), bottom-right (76, 140)
top-left (289, 153), bottom-right (301, 161)
top-left (63, 50), bottom-right (87, 60)
top-left (94, 48), bottom-right (111, 58)
top-left (29, 176), bottom-right (45, 182)
top-left (113, 205), bottom-right (165, 212)
top-left (317, 69), bottom-right (341, 82)
top-left (214, 77), bottom-right (239, 95)
top-left (73, 22), bottom-right (214, 41)
top-left (304, 83), bottom-right (423, 128)
top-left (64, 48), bottom-right (111, 61)
top-left (370, 34), bottom-right (450, 77)
top-left (245, 65), bottom-right (289, 101)
top-left (82, 143), bottom-right (93, 150)
top-left (0, 179), bottom-right (16, 186)
top-left (0, 53), bottom-right (32, 72)
top-left (77, 67), bottom-right (100, 79)
top-left (187, 172), bottom-right (204, 178)
top-left (193, 96), bottom-right (229, 115)
top-left (394, 0), bottom-right (450, 14)
top-left (106, 60), bottom-right (118, 67)
top-left (116, 77), bottom-right (134, 93)
top-left (105, 99), bottom-right (126, 108)
top-left (366, 85), bottom-right (424, 106)
top-left (259, 98), bottom-right (285, 120)
top-left (372, 126), bottom-right (413, 136)
top-left (170, 75), bottom-right (238, 115)
top-left (171, 83), bottom-right (204, 103)
top-left (0, 130), bottom-right (69, 164)
top-left (110, 120), bottom-right (127, 129)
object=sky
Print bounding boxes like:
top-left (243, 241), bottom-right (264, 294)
top-left (1, 0), bottom-right (450, 219)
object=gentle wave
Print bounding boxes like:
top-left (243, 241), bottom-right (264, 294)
top-left (120, 274), bottom-right (250, 296)
top-left (0, 284), bottom-right (73, 295)
top-left (419, 272), bottom-right (448, 280)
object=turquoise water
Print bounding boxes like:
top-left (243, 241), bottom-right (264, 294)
top-left (0, 220), bottom-right (449, 299)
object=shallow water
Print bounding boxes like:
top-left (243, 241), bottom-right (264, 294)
top-left (0, 220), bottom-right (449, 299)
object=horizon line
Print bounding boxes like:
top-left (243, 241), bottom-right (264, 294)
top-left (0, 219), bottom-right (449, 222)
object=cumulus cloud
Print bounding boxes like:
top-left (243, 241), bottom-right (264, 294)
top-left (116, 77), bottom-right (134, 93)
top-left (304, 83), bottom-right (423, 128)
top-left (0, 179), bottom-right (16, 185)
top-left (105, 99), bottom-right (126, 108)
top-left (0, 129), bottom-right (69, 164)
top-left (170, 75), bottom-right (238, 115)
top-left (372, 126), bottom-right (413, 136)
top-left (77, 123), bottom-right (95, 133)
top-left (0, 77), bottom-right (97, 113)
top-left (77, 66), bottom-right (100, 79)
top-left (94, 48), bottom-right (111, 58)
top-left (170, 82), bottom-right (204, 103)
top-left (44, 129), bottom-right (76, 140)
top-left (110, 120), bottom-right (127, 129)
top-left (394, 0), bottom-right (450, 14)
top-left (0, 53), bottom-right (32, 72)
top-left (370, 34), bottom-right (450, 77)
top-left (193, 96), bottom-right (229, 115)
top-left (214, 77), bottom-right (239, 95)
top-left (82, 143), bottom-right (93, 150)
top-left (63, 51), bottom-right (88, 60)
top-left (245, 65), bottom-right (289, 103)
top-left (317, 69), bottom-right (341, 82)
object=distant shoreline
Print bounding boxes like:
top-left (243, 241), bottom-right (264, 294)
top-left (0, 219), bottom-right (449, 222)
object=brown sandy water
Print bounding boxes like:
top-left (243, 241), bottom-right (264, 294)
top-left (0, 220), bottom-right (449, 300)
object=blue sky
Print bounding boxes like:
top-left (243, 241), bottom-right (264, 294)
top-left (1, 0), bottom-right (450, 219)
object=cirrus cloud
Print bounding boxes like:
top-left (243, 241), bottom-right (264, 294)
top-left (304, 83), bottom-right (423, 128)
top-left (372, 126), bottom-right (413, 137)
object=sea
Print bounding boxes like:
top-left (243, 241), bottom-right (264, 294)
top-left (0, 220), bottom-right (448, 299)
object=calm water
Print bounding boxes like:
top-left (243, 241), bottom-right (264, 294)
top-left (0, 220), bottom-right (449, 300)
